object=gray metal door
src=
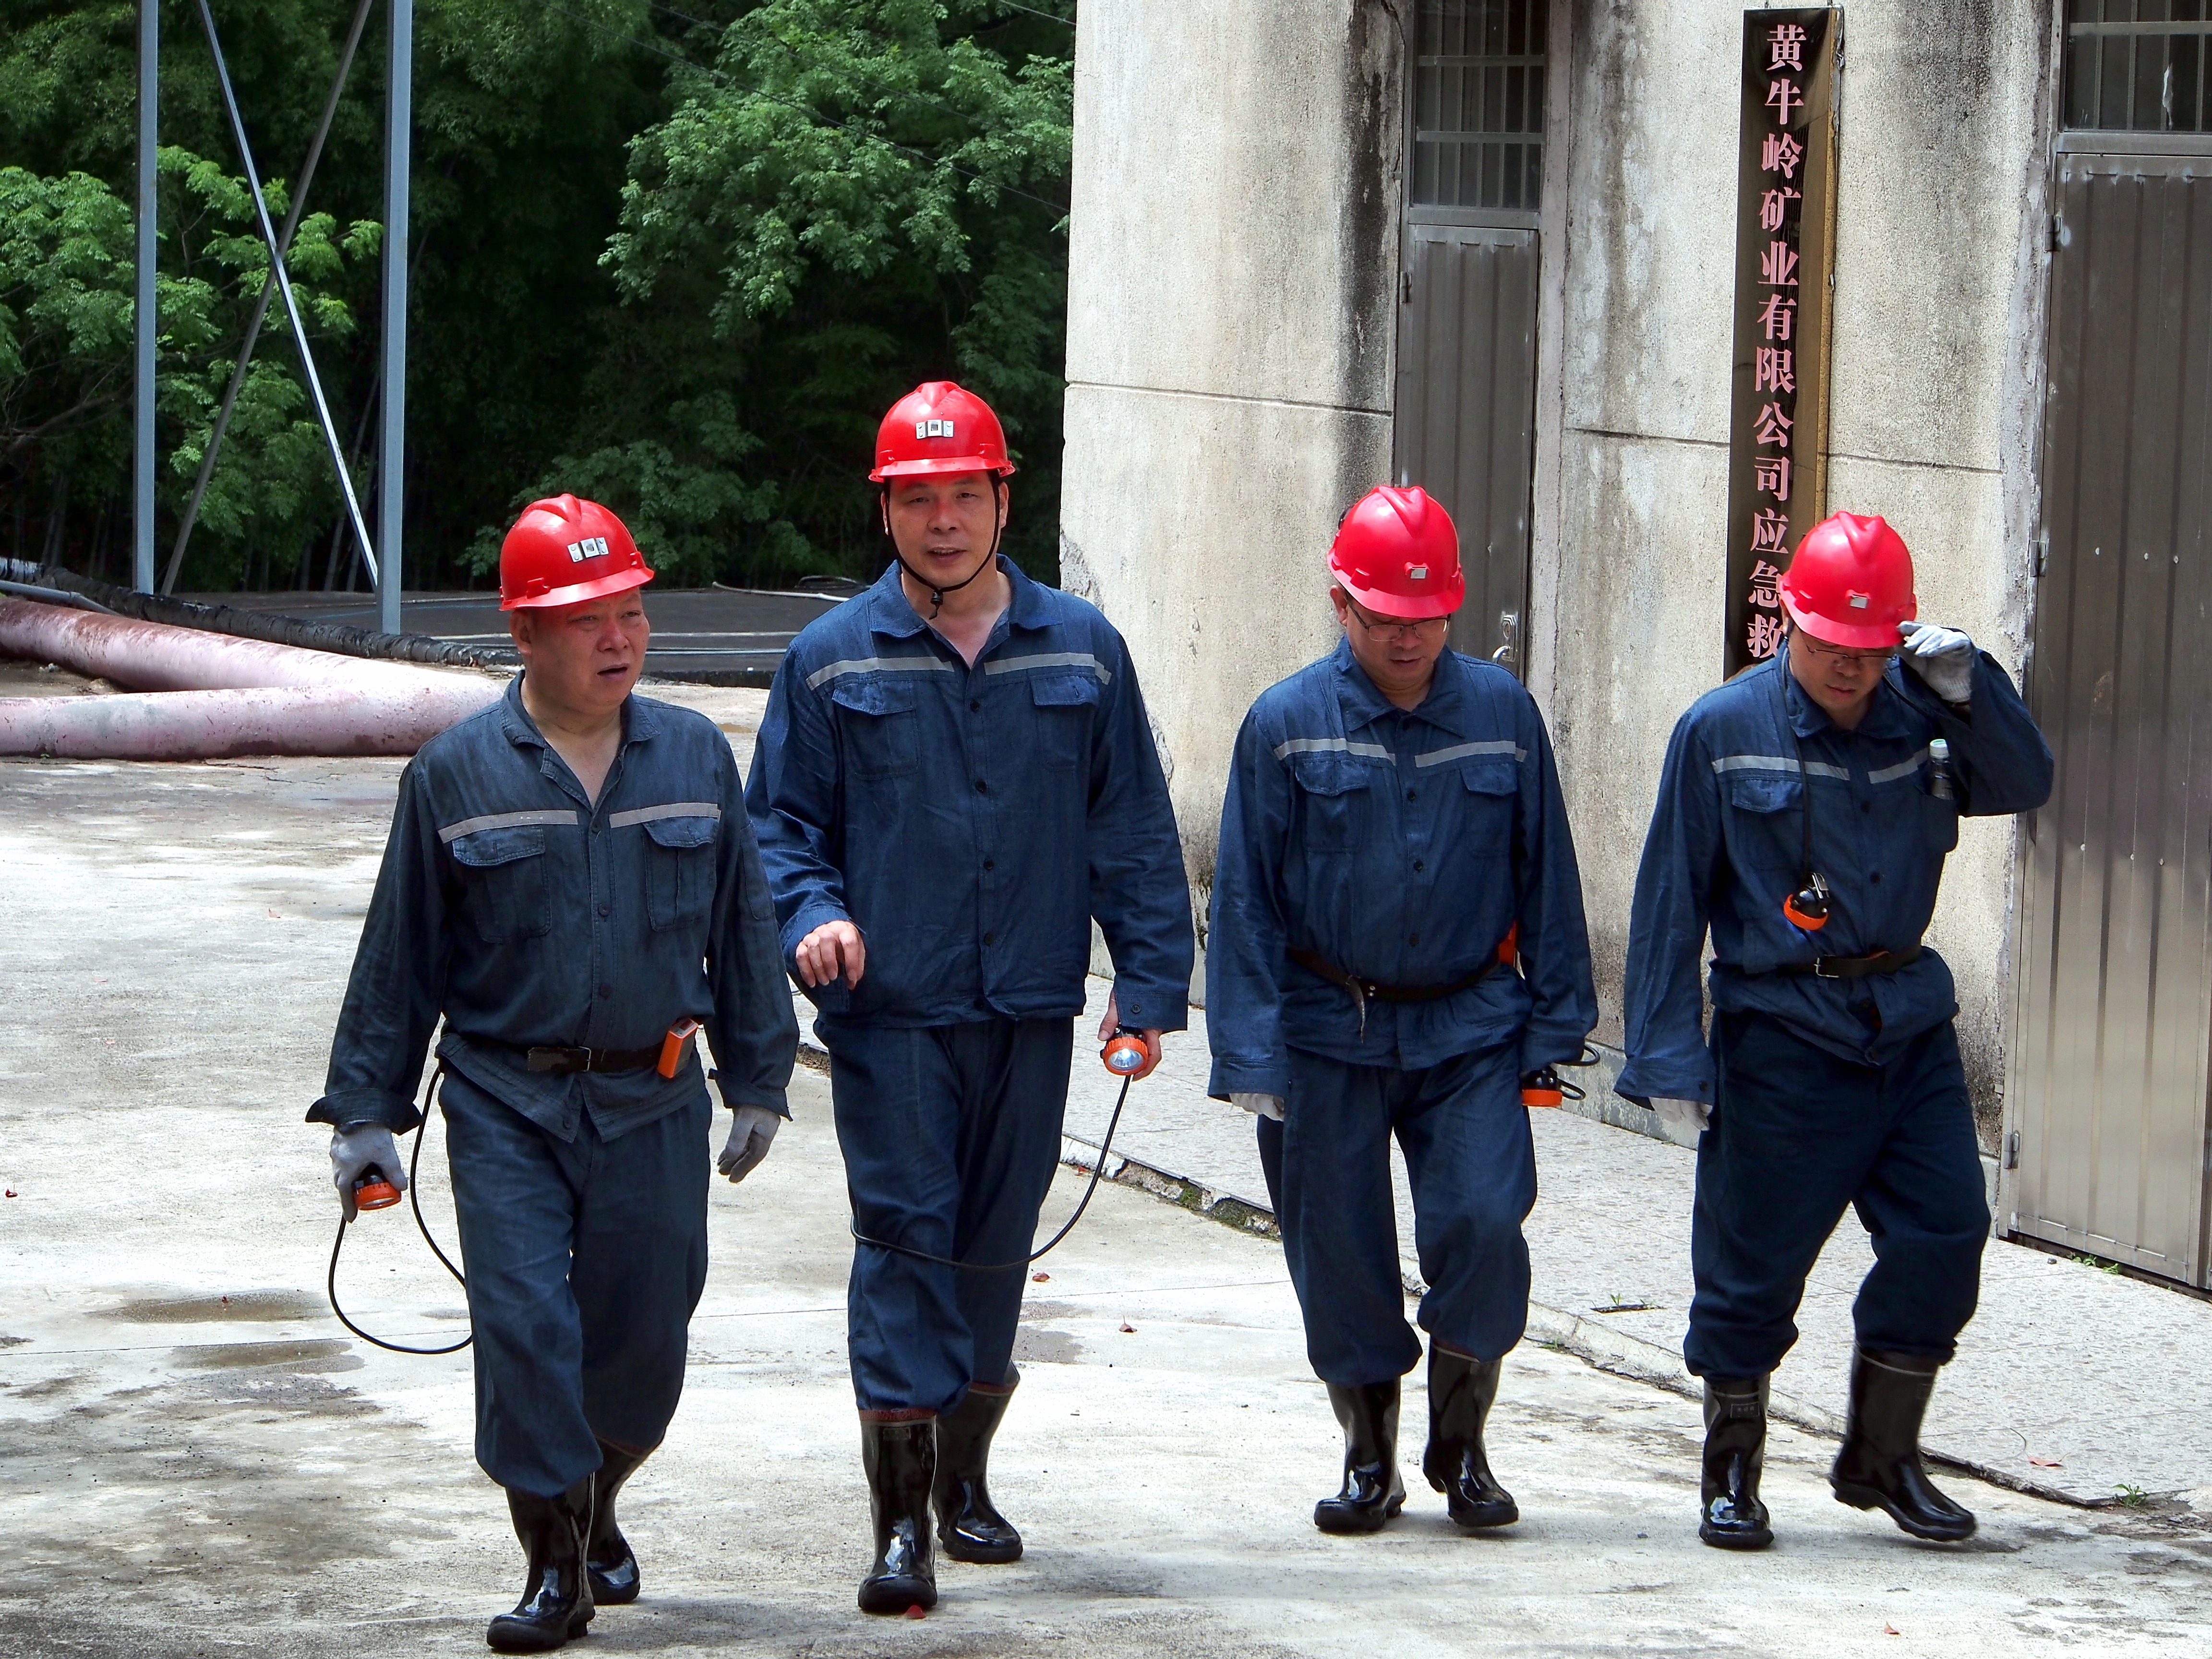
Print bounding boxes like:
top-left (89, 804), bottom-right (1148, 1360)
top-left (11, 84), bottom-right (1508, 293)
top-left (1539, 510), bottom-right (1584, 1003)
top-left (1394, 224), bottom-right (1539, 669)
top-left (2012, 145), bottom-right (2212, 1285)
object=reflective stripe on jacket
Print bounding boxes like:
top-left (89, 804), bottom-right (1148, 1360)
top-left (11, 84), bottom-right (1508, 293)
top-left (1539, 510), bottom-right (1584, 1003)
top-left (1207, 641), bottom-right (1597, 1098)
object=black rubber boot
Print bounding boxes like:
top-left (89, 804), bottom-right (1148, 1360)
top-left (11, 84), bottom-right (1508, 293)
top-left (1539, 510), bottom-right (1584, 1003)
top-left (1699, 1375), bottom-right (1774, 1551)
top-left (1421, 1346), bottom-right (1519, 1529)
top-left (859, 1415), bottom-right (939, 1614)
top-left (1313, 1380), bottom-right (1407, 1535)
top-left (934, 1368), bottom-right (1023, 1563)
top-left (1830, 1347), bottom-right (1976, 1541)
top-left (486, 1477), bottom-right (595, 1653)
top-left (585, 1438), bottom-right (649, 1606)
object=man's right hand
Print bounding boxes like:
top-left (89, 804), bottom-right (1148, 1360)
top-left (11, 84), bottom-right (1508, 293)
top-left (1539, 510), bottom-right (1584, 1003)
top-left (794, 918), bottom-right (866, 989)
top-left (1651, 1097), bottom-right (1711, 1147)
top-left (330, 1123), bottom-right (406, 1221)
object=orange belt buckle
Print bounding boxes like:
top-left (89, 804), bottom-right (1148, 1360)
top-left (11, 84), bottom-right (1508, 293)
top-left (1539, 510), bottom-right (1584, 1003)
top-left (658, 1019), bottom-right (702, 1080)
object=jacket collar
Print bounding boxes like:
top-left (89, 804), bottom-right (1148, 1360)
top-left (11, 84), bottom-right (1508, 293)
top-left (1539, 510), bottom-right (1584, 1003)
top-left (864, 554), bottom-right (1042, 641)
top-left (1776, 654), bottom-right (1916, 743)
top-left (497, 672), bottom-right (661, 752)
top-left (1333, 638), bottom-right (1483, 736)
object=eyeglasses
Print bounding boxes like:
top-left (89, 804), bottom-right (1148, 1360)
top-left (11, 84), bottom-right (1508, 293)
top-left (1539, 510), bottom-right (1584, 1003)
top-left (1796, 633), bottom-right (1898, 670)
top-left (1343, 599), bottom-right (1451, 644)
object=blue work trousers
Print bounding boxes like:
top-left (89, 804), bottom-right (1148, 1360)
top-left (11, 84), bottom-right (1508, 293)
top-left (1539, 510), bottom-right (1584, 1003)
top-left (1685, 1010), bottom-right (1988, 1380)
top-left (822, 1017), bottom-right (1074, 1415)
top-left (1258, 1040), bottom-right (1536, 1385)
top-left (442, 1070), bottom-right (711, 1497)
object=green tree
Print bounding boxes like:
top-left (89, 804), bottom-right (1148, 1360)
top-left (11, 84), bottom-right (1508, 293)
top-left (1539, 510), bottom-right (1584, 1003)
top-left (493, 0), bottom-right (1073, 585)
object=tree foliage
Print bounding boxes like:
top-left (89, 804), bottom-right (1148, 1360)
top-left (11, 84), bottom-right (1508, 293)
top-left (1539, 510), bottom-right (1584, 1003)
top-left (0, 0), bottom-right (1072, 591)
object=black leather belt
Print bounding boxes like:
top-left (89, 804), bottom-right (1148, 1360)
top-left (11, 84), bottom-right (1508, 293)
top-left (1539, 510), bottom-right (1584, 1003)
top-left (1776, 945), bottom-right (1923, 981)
top-left (495, 1040), bottom-right (665, 1075)
top-left (1289, 947), bottom-right (1503, 1038)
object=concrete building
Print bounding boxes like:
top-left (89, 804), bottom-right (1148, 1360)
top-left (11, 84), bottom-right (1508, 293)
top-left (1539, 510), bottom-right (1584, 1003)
top-left (1060, 4), bottom-right (2212, 1287)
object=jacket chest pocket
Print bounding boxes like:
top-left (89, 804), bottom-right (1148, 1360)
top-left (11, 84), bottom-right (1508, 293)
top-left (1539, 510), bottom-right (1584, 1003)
top-left (449, 826), bottom-right (553, 944)
top-left (1291, 753), bottom-right (1376, 853)
top-left (832, 678), bottom-right (920, 779)
top-left (1450, 758), bottom-right (1519, 849)
top-left (1723, 773), bottom-right (1805, 872)
top-left (1028, 672), bottom-right (1103, 771)
top-left (644, 815), bottom-right (719, 930)
top-left (1920, 776), bottom-right (1960, 854)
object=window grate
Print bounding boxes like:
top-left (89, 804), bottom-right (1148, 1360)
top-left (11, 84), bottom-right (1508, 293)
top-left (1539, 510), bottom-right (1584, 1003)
top-left (1412, 0), bottom-right (1547, 212)
top-left (2065, 0), bottom-right (2212, 132)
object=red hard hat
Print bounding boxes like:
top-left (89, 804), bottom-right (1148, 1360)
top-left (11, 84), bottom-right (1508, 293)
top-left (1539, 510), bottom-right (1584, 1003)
top-left (1779, 511), bottom-right (1917, 649)
top-left (1327, 485), bottom-right (1465, 620)
top-left (499, 495), bottom-right (654, 612)
top-left (869, 381), bottom-right (1016, 482)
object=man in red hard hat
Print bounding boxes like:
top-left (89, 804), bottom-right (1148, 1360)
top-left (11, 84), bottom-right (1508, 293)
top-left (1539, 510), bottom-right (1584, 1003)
top-left (312, 494), bottom-right (796, 1650)
top-left (1207, 485), bottom-right (1596, 1537)
top-left (746, 382), bottom-right (1192, 1613)
top-left (1621, 511), bottom-right (2052, 1551)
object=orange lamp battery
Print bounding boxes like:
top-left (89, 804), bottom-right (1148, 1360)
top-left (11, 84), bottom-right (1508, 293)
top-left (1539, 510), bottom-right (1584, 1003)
top-left (658, 1019), bottom-right (702, 1079)
top-left (353, 1168), bottom-right (402, 1211)
top-left (1520, 1068), bottom-right (1564, 1109)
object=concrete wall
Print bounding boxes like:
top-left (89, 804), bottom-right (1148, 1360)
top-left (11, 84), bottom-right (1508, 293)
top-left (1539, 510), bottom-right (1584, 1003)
top-left (1065, 0), bottom-right (2057, 1144)
top-left (1061, 0), bottom-right (1404, 945)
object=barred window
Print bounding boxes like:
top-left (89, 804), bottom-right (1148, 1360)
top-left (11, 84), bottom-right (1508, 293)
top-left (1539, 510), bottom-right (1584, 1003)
top-left (2065, 0), bottom-right (2212, 132)
top-left (1412, 0), bottom-right (1547, 213)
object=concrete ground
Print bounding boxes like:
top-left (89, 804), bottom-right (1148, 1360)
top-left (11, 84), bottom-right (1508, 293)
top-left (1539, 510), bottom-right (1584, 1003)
top-left (4, 731), bottom-right (2212, 1656)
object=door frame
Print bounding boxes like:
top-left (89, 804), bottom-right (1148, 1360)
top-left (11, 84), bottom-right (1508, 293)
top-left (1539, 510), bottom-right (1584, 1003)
top-left (2001, 1), bottom-right (2212, 1274)
top-left (1389, 0), bottom-right (1573, 692)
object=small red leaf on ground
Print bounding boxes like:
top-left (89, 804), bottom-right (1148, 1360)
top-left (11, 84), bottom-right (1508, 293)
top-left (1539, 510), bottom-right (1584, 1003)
top-left (1884, 1625), bottom-right (1900, 1636)
top-left (1119, 1322), bottom-right (1136, 1334)
top-left (3, 1190), bottom-right (15, 1199)
top-left (2030, 1456), bottom-right (2064, 1468)
top-left (903, 1605), bottom-right (926, 1620)
top-left (1032, 1272), bottom-right (1049, 1283)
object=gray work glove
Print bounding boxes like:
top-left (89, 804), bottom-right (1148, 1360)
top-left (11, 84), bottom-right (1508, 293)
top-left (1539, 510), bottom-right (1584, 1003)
top-left (718, 1105), bottom-right (782, 1184)
top-left (1651, 1097), bottom-right (1711, 1148)
top-left (1897, 620), bottom-right (1975, 706)
top-left (1230, 1092), bottom-right (1286, 1122)
top-left (330, 1122), bottom-right (406, 1221)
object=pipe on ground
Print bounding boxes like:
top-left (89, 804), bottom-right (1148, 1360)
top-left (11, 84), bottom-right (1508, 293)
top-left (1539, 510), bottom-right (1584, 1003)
top-left (0, 598), bottom-right (505, 759)
top-left (0, 679), bottom-right (505, 759)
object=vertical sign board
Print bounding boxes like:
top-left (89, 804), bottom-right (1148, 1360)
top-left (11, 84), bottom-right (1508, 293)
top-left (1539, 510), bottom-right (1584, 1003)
top-left (1723, 9), bottom-right (1841, 679)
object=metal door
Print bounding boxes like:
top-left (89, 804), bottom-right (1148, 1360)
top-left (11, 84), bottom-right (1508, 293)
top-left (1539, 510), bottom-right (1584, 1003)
top-left (1393, 0), bottom-right (1547, 672)
top-left (1395, 225), bottom-right (1539, 669)
top-left (2012, 145), bottom-right (2212, 1284)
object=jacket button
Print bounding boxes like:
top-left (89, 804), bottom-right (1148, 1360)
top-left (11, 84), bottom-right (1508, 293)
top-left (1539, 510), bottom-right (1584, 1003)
top-left (598, 983), bottom-right (613, 997)
top-left (1861, 800), bottom-right (1873, 813)
top-left (1405, 789), bottom-right (1417, 802)
top-left (974, 779), bottom-right (988, 793)
top-left (1870, 871), bottom-right (1883, 885)
top-left (597, 904), bottom-right (610, 917)
top-left (983, 857), bottom-right (996, 871)
top-left (1413, 859), bottom-right (1425, 873)
top-left (1409, 933), bottom-right (1421, 946)
top-left (983, 931), bottom-right (997, 945)
top-left (970, 699), bottom-right (982, 713)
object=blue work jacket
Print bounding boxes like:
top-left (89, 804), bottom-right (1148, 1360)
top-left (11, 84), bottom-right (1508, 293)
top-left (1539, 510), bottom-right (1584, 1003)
top-left (1207, 641), bottom-right (1598, 1097)
top-left (1618, 651), bottom-right (2054, 1104)
top-left (311, 675), bottom-right (798, 1139)
top-left (745, 559), bottom-right (1194, 1032)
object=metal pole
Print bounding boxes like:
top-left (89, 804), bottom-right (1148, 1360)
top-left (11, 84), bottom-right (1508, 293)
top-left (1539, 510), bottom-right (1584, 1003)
top-left (132, 0), bottom-right (157, 593)
top-left (162, 0), bottom-right (377, 595)
top-left (192, 0), bottom-right (378, 586)
top-left (378, 0), bottom-right (411, 637)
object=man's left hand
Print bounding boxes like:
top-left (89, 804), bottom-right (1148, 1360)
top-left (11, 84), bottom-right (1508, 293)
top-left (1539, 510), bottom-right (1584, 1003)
top-left (718, 1105), bottom-right (782, 1183)
top-left (1898, 620), bottom-right (1975, 705)
top-left (1098, 992), bottom-right (1165, 1081)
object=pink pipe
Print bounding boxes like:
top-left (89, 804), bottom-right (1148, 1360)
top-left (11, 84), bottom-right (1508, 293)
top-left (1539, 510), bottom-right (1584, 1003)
top-left (0, 680), bottom-right (503, 759)
top-left (0, 597), bottom-right (506, 759)
top-left (0, 596), bottom-right (463, 692)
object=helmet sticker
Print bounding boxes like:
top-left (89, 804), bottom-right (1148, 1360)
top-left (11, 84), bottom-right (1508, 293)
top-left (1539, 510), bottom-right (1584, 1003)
top-left (565, 536), bottom-right (610, 563)
top-left (1845, 589), bottom-right (1869, 609)
top-left (1407, 564), bottom-right (1430, 580)
top-left (916, 419), bottom-right (955, 439)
